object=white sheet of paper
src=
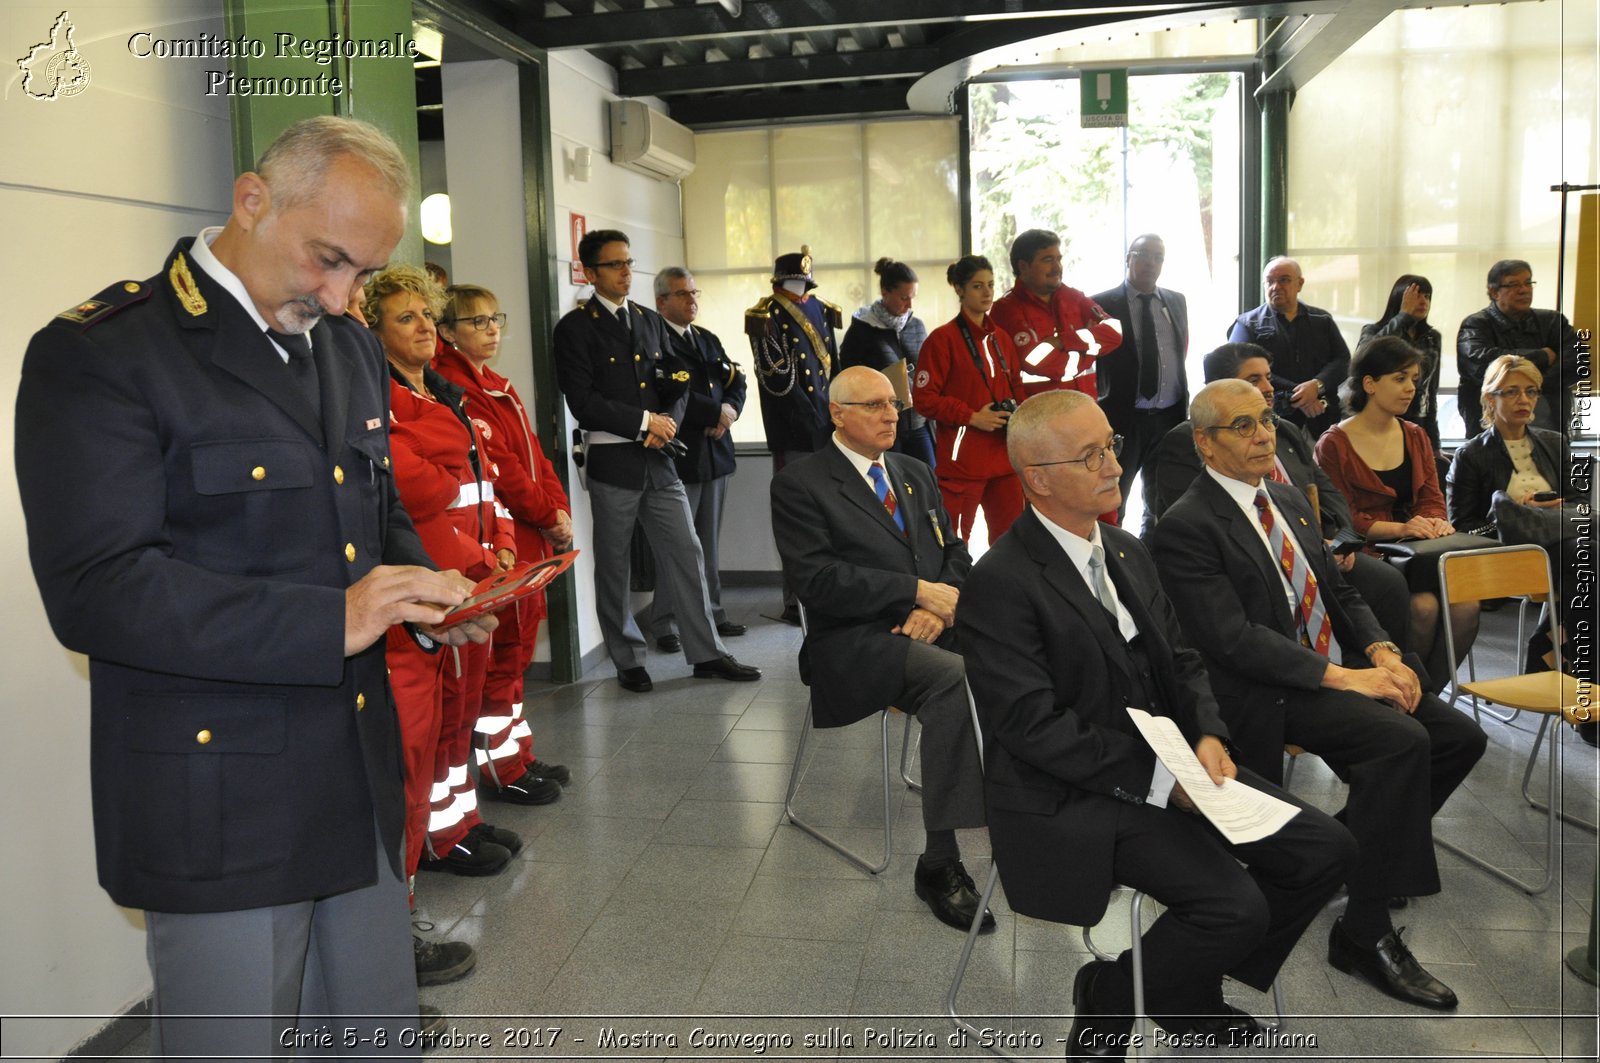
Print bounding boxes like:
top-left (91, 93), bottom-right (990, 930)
top-left (1125, 707), bottom-right (1301, 845)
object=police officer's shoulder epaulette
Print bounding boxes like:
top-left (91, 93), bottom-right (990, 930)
top-left (818, 297), bottom-right (844, 330)
top-left (53, 279), bottom-right (153, 330)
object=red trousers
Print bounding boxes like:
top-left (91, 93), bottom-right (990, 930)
top-left (475, 600), bottom-right (544, 788)
top-left (427, 639), bottom-right (489, 854)
top-left (937, 474), bottom-right (1024, 548)
top-left (386, 628), bottom-right (445, 884)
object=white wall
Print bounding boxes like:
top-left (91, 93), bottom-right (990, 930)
top-left (1, 2), bottom-right (232, 1055)
top-left (546, 51), bottom-right (689, 656)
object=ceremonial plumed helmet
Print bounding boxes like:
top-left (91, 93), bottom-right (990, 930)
top-left (772, 245), bottom-right (818, 291)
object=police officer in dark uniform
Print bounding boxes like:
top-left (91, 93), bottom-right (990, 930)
top-left (648, 267), bottom-right (749, 651)
top-left (747, 247), bottom-right (842, 623)
top-left (14, 117), bottom-right (492, 1058)
top-left (554, 230), bottom-right (761, 693)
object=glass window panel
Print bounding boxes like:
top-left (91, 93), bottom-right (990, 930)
top-left (772, 125), bottom-right (865, 261)
top-left (692, 271), bottom-right (775, 445)
top-left (865, 119), bottom-right (960, 261)
top-left (683, 130), bottom-right (771, 271)
top-left (1286, 1), bottom-right (1596, 441)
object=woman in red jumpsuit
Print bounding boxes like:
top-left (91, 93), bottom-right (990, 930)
top-left (435, 284), bottom-right (574, 804)
top-left (912, 255), bottom-right (1028, 547)
top-left (367, 266), bottom-right (519, 883)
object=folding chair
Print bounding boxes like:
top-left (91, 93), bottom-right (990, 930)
top-left (783, 604), bottom-right (921, 875)
top-left (947, 686), bottom-right (1286, 1060)
top-left (1433, 544), bottom-right (1595, 896)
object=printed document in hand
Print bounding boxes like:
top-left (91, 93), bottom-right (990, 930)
top-left (1126, 707), bottom-right (1300, 844)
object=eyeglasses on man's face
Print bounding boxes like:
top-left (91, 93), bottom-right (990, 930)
top-left (444, 312), bottom-right (507, 332)
top-left (594, 258), bottom-right (635, 271)
top-left (666, 289), bottom-right (702, 300)
top-left (1029, 434), bottom-right (1125, 473)
top-left (1203, 411), bottom-right (1281, 437)
top-left (836, 399), bottom-right (907, 414)
top-left (1494, 280), bottom-right (1535, 291)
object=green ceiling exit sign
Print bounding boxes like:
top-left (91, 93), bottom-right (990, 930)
top-left (1081, 69), bottom-right (1128, 128)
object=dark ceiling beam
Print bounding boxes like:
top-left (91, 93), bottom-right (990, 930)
top-left (667, 81), bottom-right (920, 127)
top-left (519, 0), bottom-right (1203, 51)
top-left (618, 46), bottom-right (940, 96)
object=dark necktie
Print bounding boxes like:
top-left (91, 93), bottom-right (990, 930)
top-left (267, 327), bottom-right (321, 417)
top-left (616, 304), bottom-right (630, 330)
top-left (868, 462), bottom-right (905, 533)
top-left (1137, 292), bottom-right (1160, 399)
top-left (1253, 490), bottom-right (1331, 655)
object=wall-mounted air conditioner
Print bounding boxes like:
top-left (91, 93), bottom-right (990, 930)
top-left (608, 100), bottom-right (696, 182)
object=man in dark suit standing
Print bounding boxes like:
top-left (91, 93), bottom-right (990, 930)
top-left (771, 366), bottom-right (990, 933)
top-left (1091, 233), bottom-right (1189, 533)
top-left (1149, 343), bottom-right (1410, 654)
top-left (14, 117), bottom-right (495, 1056)
top-left (554, 230), bottom-right (760, 694)
top-left (960, 390), bottom-right (1354, 1059)
top-left (749, 248), bottom-right (840, 624)
top-left (1149, 379), bottom-right (1486, 1011)
top-left (647, 266), bottom-right (748, 651)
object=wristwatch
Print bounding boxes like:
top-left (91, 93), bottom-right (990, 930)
top-left (1365, 640), bottom-right (1402, 661)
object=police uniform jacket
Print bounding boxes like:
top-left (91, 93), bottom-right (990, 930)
top-left (14, 239), bottom-right (433, 914)
top-left (747, 292), bottom-right (838, 453)
top-left (669, 323), bottom-right (746, 483)
top-left (553, 297), bottom-right (690, 489)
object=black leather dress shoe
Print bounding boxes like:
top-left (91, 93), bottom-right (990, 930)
top-left (655, 633), bottom-right (681, 653)
top-left (1328, 917), bottom-right (1458, 1009)
top-left (1185, 1002), bottom-right (1262, 1040)
top-left (716, 620), bottom-right (747, 637)
top-left (691, 655), bottom-right (762, 681)
top-left (1389, 895), bottom-right (1410, 910)
top-left (1066, 959), bottom-right (1133, 1061)
top-left (618, 667), bottom-right (653, 693)
top-left (913, 859), bottom-right (995, 933)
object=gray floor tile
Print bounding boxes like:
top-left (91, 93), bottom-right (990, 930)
top-left (654, 798), bottom-right (784, 848)
top-left (733, 874), bottom-right (883, 942)
top-left (693, 934), bottom-right (865, 1013)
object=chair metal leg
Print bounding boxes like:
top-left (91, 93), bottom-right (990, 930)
top-left (899, 713), bottom-right (922, 793)
top-left (1434, 713), bottom-right (1561, 894)
top-left (946, 863), bottom-right (1014, 1060)
top-left (1522, 714), bottom-right (1598, 833)
top-left (1129, 892), bottom-right (1147, 1060)
top-left (784, 705), bottom-right (893, 875)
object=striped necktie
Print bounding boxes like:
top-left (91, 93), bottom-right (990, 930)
top-left (868, 462), bottom-right (905, 532)
top-left (1253, 489), bottom-right (1331, 655)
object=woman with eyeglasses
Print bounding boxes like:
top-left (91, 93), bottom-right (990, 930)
top-left (1315, 336), bottom-right (1478, 689)
top-left (838, 257), bottom-right (935, 467)
top-left (434, 284), bottom-right (575, 801)
top-left (912, 255), bottom-right (1029, 546)
top-left (1447, 355), bottom-right (1589, 687)
top-left (366, 266), bottom-right (523, 889)
top-left (1359, 274), bottom-right (1441, 450)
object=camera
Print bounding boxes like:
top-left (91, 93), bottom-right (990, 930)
top-left (990, 399), bottom-right (1018, 413)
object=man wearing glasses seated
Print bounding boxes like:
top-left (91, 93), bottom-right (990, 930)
top-left (771, 366), bottom-right (990, 934)
top-left (959, 390), bottom-right (1355, 1059)
top-left (1456, 259), bottom-right (1584, 435)
top-left (1149, 379), bottom-right (1485, 1013)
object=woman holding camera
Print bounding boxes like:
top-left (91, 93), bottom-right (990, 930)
top-left (912, 255), bottom-right (1028, 546)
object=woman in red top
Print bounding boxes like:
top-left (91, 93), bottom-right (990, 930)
top-left (367, 265), bottom-right (520, 888)
top-left (435, 284), bottom-right (574, 803)
top-left (1315, 336), bottom-right (1479, 689)
top-left (912, 255), bottom-right (1028, 547)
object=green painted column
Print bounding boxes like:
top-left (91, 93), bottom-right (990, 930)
top-left (1259, 89), bottom-right (1289, 265)
top-left (224, 1), bottom-right (422, 266)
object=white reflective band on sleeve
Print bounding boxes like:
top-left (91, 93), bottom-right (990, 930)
top-left (495, 501), bottom-right (512, 519)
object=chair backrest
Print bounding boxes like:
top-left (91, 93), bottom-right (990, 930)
top-left (1439, 544), bottom-right (1551, 606)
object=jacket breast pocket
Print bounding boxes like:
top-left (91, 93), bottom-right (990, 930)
top-left (347, 427), bottom-right (394, 557)
top-left (125, 692), bottom-right (289, 881)
top-left (186, 439), bottom-right (319, 576)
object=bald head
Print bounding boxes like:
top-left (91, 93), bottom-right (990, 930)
top-left (1006, 390), bottom-right (1096, 477)
top-left (829, 365), bottom-right (889, 405)
top-left (1264, 256), bottom-right (1305, 316)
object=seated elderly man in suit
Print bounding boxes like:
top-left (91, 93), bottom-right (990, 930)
top-left (1150, 342), bottom-right (1410, 656)
top-left (959, 390), bottom-right (1355, 1060)
top-left (1149, 379), bottom-right (1486, 1011)
top-left (771, 366), bottom-right (990, 933)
